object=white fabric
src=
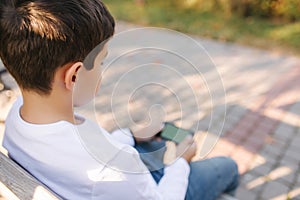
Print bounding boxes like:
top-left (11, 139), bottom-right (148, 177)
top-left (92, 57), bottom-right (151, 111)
top-left (3, 97), bottom-right (190, 200)
top-left (110, 128), bottom-right (135, 146)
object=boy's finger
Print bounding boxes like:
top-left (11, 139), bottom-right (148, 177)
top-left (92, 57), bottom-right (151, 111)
top-left (183, 135), bottom-right (193, 143)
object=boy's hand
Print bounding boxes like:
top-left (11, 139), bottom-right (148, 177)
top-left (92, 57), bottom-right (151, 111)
top-left (131, 122), bottom-right (164, 143)
top-left (176, 135), bottom-right (197, 163)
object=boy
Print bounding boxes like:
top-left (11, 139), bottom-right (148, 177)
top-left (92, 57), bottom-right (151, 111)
top-left (0, 0), bottom-right (239, 199)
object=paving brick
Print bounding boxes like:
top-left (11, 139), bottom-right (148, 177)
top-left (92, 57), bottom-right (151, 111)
top-left (238, 163), bottom-right (251, 175)
top-left (289, 102), bottom-right (300, 115)
top-left (242, 112), bottom-right (260, 124)
top-left (259, 151), bottom-right (279, 166)
top-left (279, 157), bottom-right (299, 172)
top-left (236, 187), bottom-right (257, 200)
top-left (242, 173), bottom-right (258, 185)
top-left (281, 113), bottom-right (300, 127)
top-left (271, 193), bottom-right (289, 200)
top-left (212, 120), bottom-right (227, 129)
top-left (244, 172), bottom-right (268, 193)
top-left (261, 181), bottom-right (289, 199)
top-left (248, 155), bottom-right (268, 171)
top-left (247, 131), bottom-right (267, 143)
top-left (277, 170), bottom-right (297, 188)
top-left (231, 147), bottom-right (255, 174)
top-left (208, 147), bottom-right (233, 158)
top-left (263, 109), bottom-right (286, 122)
top-left (274, 123), bottom-right (295, 137)
top-left (235, 119), bottom-right (255, 132)
top-left (260, 117), bottom-right (279, 129)
top-left (258, 165), bottom-right (297, 195)
top-left (290, 135), bottom-right (300, 149)
top-left (211, 139), bottom-right (237, 156)
top-left (272, 133), bottom-right (291, 144)
top-left (250, 129), bottom-right (269, 138)
top-left (248, 130), bottom-right (267, 141)
top-left (228, 106), bottom-right (248, 118)
top-left (255, 123), bottom-right (275, 136)
top-left (250, 163), bottom-right (273, 176)
top-left (226, 132), bottom-right (244, 144)
top-left (197, 118), bottom-right (211, 130)
top-left (260, 144), bottom-right (283, 157)
top-left (230, 127), bottom-right (252, 141)
top-left (283, 148), bottom-right (300, 163)
top-left (269, 138), bottom-right (287, 150)
top-left (243, 140), bottom-right (264, 153)
top-left (225, 113), bottom-right (243, 124)
top-left (288, 184), bottom-right (300, 200)
top-left (209, 125), bottom-right (225, 136)
top-left (231, 147), bottom-right (255, 162)
top-left (213, 107), bottom-right (227, 117)
top-left (222, 121), bottom-right (236, 133)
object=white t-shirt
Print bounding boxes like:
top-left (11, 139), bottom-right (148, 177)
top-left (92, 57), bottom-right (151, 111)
top-left (3, 98), bottom-right (190, 200)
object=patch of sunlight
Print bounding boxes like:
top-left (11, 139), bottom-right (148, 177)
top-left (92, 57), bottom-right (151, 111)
top-left (269, 22), bottom-right (300, 42)
top-left (271, 194), bottom-right (288, 200)
top-left (264, 108), bottom-right (300, 127)
top-left (0, 125), bottom-right (7, 155)
top-left (288, 187), bottom-right (300, 199)
top-left (248, 155), bottom-right (266, 170)
top-left (272, 187), bottom-right (300, 200)
top-left (184, 0), bottom-right (198, 7)
top-left (0, 181), bottom-right (19, 200)
top-left (87, 168), bottom-right (126, 182)
top-left (0, 147), bottom-right (8, 156)
top-left (33, 186), bottom-right (58, 200)
top-left (246, 166), bottom-right (292, 190)
top-left (246, 176), bottom-right (266, 190)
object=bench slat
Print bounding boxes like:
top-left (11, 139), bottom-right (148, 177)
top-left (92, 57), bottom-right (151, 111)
top-left (0, 152), bottom-right (61, 200)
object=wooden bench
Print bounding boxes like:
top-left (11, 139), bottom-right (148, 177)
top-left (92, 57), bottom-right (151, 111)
top-left (0, 151), bottom-right (61, 200)
top-left (0, 151), bottom-right (237, 200)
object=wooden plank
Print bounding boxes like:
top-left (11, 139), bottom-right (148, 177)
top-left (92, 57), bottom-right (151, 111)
top-left (0, 181), bottom-right (20, 200)
top-left (0, 152), bottom-right (61, 200)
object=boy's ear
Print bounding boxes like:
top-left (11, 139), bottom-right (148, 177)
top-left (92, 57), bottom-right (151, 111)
top-left (65, 62), bottom-right (82, 91)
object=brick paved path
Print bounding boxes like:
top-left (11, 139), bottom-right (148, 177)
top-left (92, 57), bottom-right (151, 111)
top-left (1, 21), bottom-right (300, 199)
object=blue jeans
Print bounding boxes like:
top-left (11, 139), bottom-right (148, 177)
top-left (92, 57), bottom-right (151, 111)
top-left (135, 141), bottom-right (239, 200)
top-left (185, 157), bottom-right (239, 200)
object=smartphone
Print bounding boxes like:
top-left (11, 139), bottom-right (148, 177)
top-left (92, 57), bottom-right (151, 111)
top-left (158, 122), bottom-right (193, 144)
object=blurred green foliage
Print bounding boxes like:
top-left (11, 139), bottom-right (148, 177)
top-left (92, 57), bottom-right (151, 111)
top-left (153, 0), bottom-right (300, 21)
top-left (103, 0), bottom-right (300, 55)
top-left (232, 0), bottom-right (300, 21)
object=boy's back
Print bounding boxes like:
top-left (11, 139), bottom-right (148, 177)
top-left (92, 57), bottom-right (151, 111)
top-left (4, 98), bottom-right (173, 199)
top-left (0, 2), bottom-right (190, 198)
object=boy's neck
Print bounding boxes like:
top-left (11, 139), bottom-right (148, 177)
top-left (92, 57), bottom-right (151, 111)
top-left (20, 90), bottom-right (76, 125)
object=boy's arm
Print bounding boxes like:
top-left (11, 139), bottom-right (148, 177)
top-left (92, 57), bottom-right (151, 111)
top-left (92, 146), bottom-right (190, 200)
top-left (110, 128), bottom-right (135, 146)
top-left (110, 122), bottom-right (164, 146)
top-left (158, 158), bottom-right (190, 199)
top-left (131, 157), bottom-right (190, 200)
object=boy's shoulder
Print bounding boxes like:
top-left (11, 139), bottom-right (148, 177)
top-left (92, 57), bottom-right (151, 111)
top-left (4, 97), bottom-right (138, 165)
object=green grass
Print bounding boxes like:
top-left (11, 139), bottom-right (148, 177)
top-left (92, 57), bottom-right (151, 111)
top-left (103, 0), bottom-right (300, 55)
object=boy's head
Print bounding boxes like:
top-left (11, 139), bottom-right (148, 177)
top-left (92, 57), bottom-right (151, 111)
top-left (0, 0), bottom-right (115, 97)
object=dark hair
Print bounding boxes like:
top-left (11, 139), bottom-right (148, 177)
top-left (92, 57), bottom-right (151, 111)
top-left (0, 0), bottom-right (115, 94)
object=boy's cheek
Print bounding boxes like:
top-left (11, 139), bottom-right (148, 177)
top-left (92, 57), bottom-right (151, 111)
top-left (93, 65), bottom-right (103, 95)
top-left (73, 70), bottom-right (101, 107)
top-left (95, 79), bottom-right (102, 96)
top-left (73, 85), bottom-right (93, 107)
